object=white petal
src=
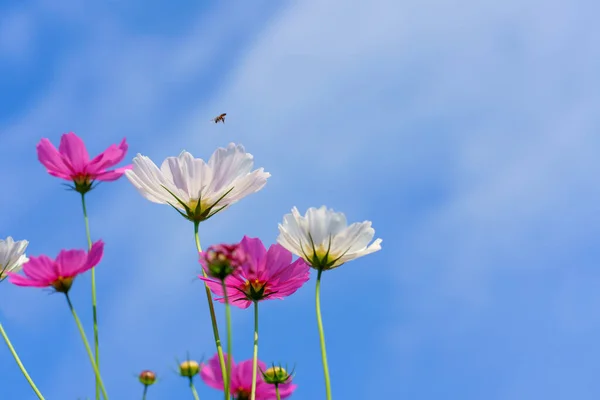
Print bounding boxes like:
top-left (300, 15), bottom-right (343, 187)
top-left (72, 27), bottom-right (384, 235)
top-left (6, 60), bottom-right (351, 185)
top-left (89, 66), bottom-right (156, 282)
top-left (0, 237), bottom-right (29, 276)
top-left (306, 206), bottom-right (348, 248)
top-left (127, 145), bottom-right (269, 216)
top-left (217, 169), bottom-right (270, 206)
top-left (208, 143), bottom-right (254, 194)
top-left (337, 238), bottom-right (383, 265)
top-left (126, 155), bottom-right (179, 205)
top-left (332, 221), bottom-right (375, 254)
top-left (277, 206), bottom-right (382, 268)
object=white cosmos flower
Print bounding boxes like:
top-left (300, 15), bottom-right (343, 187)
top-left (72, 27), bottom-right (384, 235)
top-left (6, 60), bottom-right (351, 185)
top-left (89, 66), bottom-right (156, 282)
top-left (277, 206), bottom-right (382, 270)
top-left (0, 237), bottom-right (29, 282)
top-left (125, 143), bottom-right (270, 222)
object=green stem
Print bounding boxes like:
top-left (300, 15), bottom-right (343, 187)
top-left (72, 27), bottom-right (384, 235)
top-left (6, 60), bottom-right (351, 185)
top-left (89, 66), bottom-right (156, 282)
top-left (189, 378), bottom-right (200, 400)
top-left (0, 323), bottom-right (45, 399)
top-left (65, 294), bottom-right (109, 400)
top-left (221, 280), bottom-right (233, 400)
top-left (250, 301), bottom-right (259, 400)
top-left (81, 193), bottom-right (101, 400)
top-left (141, 385), bottom-right (148, 400)
top-left (315, 268), bottom-right (332, 400)
top-left (275, 385), bottom-right (281, 400)
top-left (193, 221), bottom-right (228, 385)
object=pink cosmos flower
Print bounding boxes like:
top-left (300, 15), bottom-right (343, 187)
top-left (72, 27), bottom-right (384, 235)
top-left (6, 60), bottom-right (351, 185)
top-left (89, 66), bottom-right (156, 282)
top-left (200, 236), bottom-right (310, 309)
top-left (200, 353), bottom-right (296, 400)
top-left (37, 132), bottom-right (131, 193)
top-left (9, 241), bottom-right (104, 293)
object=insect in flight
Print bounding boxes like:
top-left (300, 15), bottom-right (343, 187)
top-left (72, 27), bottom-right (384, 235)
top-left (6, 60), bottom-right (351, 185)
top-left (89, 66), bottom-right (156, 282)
top-left (211, 113), bottom-right (227, 124)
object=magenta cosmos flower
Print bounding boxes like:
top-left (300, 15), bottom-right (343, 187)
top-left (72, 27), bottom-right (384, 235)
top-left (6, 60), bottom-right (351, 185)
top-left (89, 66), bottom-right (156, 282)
top-left (37, 132), bottom-right (131, 193)
top-left (201, 353), bottom-right (296, 400)
top-left (9, 241), bottom-right (104, 293)
top-left (200, 236), bottom-right (310, 309)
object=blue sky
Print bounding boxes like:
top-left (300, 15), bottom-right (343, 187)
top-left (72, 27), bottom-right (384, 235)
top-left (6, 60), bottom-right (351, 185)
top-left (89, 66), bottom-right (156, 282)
top-left (1, 0), bottom-right (599, 399)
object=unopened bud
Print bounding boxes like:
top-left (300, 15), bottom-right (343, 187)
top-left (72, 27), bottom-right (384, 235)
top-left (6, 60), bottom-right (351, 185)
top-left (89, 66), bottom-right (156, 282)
top-left (179, 360), bottom-right (200, 377)
top-left (139, 370), bottom-right (156, 386)
top-left (262, 365), bottom-right (293, 385)
top-left (200, 243), bottom-right (246, 280)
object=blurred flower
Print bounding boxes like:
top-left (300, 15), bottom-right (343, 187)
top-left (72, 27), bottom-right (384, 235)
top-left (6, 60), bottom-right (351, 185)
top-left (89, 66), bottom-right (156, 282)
top-left (202, 236), bottom-right (310, 309)
top-left (200, 243), bottom-right (246, 281)
top-left (201, 353), bottom-right (296, 400)
top-left (277, 206), bottom-right (382, 270)
top-left (0, 237), bottom-right (29, 282)
top-left (125, 143), bottom-right (270, 222)
top-left (139, 370), bottom-right (157, 386)
top-left (179, 360), bottom-right (200, 377)
top-left (37, 132), bottom-right (131, 194)
top-left (9, 241), bottom-right (104, 293)
top-left (262, 364), bottom-right (294, 386)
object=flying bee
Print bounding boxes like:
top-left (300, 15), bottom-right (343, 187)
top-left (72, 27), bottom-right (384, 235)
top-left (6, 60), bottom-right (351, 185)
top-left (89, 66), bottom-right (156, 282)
top-left (211, 113), bottom-right (227, 124)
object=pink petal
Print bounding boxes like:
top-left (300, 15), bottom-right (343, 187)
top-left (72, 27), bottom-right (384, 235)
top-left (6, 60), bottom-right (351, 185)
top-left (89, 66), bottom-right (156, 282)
top-left (8, 273), bottom-right (48, 287)
top-left (58, 132), bottom-right (89, 173)
top-left (36, 138), bottom-right (73, 179)
top-left (199, 277), bottom-right (252, 309)
top-left (277, 383), bottom-right (297, 399)
top-left (94, 165), bottom-right (132, 181)
top-left (200, 364), bottom-right (223, 390)
top-left (76, 241), bottom-right (104, 275)
top-left (56, 249), bottom-right (88, 277)
top-left (240, 236), bottom-right (267, 276)
top-left (263, 243), bottom-right (293, 278)
top-left (200, 353), bottom-right (234, 390)
top-left (21, 255), bottom-right (57, 283)
top-left (87, 138), bottom-right (128, 174)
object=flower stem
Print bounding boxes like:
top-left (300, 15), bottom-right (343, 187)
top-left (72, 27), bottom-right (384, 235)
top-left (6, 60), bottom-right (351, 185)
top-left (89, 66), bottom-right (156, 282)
top-left (250, 301), bottom-right (259, 400)
top-left (315, 267), bottom-right (332, 400)
top-left (0, 323), bottom-right (45, 399)
top-left (189, 378), bottom-right (200, 400)
top-left (81, 193), bottom-right (101, 400)
top-left (65, 294), bottom-right (109, 400)
top-left (275, 385), bottom-right (281, 400)
top-left (221, 280), bottom-right (233, 400)
top-left (141, 385), bottom-right (148, 400)
top-left (193, 221), bottom-right (228, 386)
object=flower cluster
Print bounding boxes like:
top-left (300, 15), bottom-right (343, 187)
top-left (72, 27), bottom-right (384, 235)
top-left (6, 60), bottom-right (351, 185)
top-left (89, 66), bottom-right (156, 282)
top-left (1, 132), bottom-right (382, 400)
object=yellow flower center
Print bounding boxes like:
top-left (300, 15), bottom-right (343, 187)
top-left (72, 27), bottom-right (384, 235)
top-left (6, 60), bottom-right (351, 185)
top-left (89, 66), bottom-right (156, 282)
top-left (51, 276), bottom-right (74, 293)
top-left (242, 279), bottom-right (269, 300)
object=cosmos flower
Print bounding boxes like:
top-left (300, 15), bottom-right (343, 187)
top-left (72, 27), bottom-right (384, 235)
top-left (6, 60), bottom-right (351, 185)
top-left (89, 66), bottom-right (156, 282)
top-left (125, 143), bottom-right (270, 222)
top-left (0, 237), bottom-right (29, 282)
top-left (9, 241), bottom-right (104, 293)
top-left (201, 236), bottom-right (310, 309)
top-left (200, 353), bottom-right (296, 400)
top-left (37, 132), bottom-right (131, 193)
top-left (277, 206), bottom-right (382, 270)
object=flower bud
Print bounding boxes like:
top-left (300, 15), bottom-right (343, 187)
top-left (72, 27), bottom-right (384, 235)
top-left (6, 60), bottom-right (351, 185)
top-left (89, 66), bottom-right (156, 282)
top-left (200, 243), bottom-right (246, 280)
top-left (139, 370), bottom-right (157, 386)
top-left (262, 364), bottom-right (293, 385)
top-left (179, 360), bottom-right (200, 377)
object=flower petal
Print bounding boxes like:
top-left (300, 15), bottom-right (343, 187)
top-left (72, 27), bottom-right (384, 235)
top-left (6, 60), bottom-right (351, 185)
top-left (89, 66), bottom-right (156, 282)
top-left (200, 354), bottom-right (227, 390)
top-left (58, 132), bottom-right (89, 173)
top-left (87, 138), bottom-right (129, 174)
top-left (126, 155), bottom-right (179, 205)
top-left (36, 138), bottom-right (73, 179)
top-left (240, 236), bottom-right (267, 276)
top-left (94, 165), bottom-right (132, 181)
